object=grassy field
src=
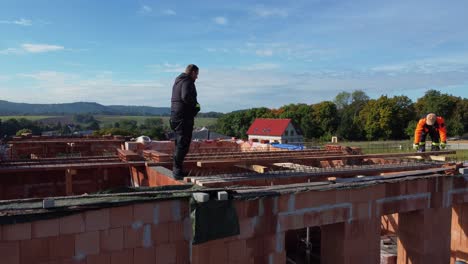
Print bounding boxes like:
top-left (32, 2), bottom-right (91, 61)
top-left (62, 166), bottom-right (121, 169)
top-left (0, 115), bottom-right (218, 128)
top-left (95, 115), bottom-right (218, 128)
top-left (0, 115), bottom-right (58, 121)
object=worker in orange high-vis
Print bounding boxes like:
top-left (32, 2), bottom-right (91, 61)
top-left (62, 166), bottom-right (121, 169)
top-left (413, 113), bottom-right (447, 152)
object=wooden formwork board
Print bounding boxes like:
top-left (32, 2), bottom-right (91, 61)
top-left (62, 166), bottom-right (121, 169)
top-left (195, 150), bottom-right (455, 168)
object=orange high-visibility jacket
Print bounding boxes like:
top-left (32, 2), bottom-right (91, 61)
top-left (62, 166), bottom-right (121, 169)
top-left (414, 116), bottom-right (447, 144)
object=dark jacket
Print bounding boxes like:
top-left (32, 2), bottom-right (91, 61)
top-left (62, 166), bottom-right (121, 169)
top-left (170, 73), bottom-right (199, 120)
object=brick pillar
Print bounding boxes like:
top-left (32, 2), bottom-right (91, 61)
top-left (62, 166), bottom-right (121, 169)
top-left (321, 218), bottom-right (380, 264)
top-left (451, 204), bottom-right (468, 264)
top-left (397, 208), bottom-right (451, 264)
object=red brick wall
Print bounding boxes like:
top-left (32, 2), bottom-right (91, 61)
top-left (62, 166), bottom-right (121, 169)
top-left (9, 140), bottom-right (122, 159)
top-left (1, 176), bottom-right (468, 263)
top-left (0, 167), bottom-right (130, 199)
top-left (0, 199), bottom-right (190, 264)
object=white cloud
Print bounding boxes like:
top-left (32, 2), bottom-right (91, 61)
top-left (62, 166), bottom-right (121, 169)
top-left (148, 63), bottom-right (185, 73)
top-left (253, 7), bottom-right (288, 18)
top-left (255, 49), bottom-right (273, 57)
top-left (3, 64), bottom-right (467, 113)
top-left (0, 48), bottom-right (20, 55)
top-left (213, 16), bottom-right (227, 25)
top-left (21, 43), bottom-right (64, 53)
top-left (371, 55), bottom-right (468, 75)
top-left (163, 9), bottom-right (176, 16)
top-left (241, 63), bottom-right (280, 71)
top-left (205, 47), bottom-right (229, 53)
top-left (0, 18), bottom-right (32, 26)
top-left (192, 64), bottom-right (468, 112)
top-left (139, 5), bottom-right (152, 14)
top-left (7, 71), bottom-right (168, 106)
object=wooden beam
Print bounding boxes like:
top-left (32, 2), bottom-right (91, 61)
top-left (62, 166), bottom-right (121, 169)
top-left (65, 168), bottom-right (76, 195)
top-left (235, 164), bottom-right (270, 173)
top-left (196, 150), bottom-right (456, 168)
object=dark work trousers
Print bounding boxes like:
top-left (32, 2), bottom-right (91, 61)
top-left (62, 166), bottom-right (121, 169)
top-left (171, 118), bottom-right (194, 178)
top-left (419, 127), bottom-right (440, 152)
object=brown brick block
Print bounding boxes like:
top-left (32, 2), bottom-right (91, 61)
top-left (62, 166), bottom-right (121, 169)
top-left (123, 225), bottom-right (143, 249)
top-left (175, 241), bottom-right (190, 264)
top-left (87, 253), bottom-right (111, 264)
top-left (110, 206), bottom-right (133, 228)
top-left (48, 235), bottom-right (75, 259)
top-left (208, 240), bottom-right (228, 263)
top-left (0, 241), bottom-right (20, 264)
top-left (157, 200), bottom-right (174, 224)
top-left (101, 228), bottom-right (124, 252)
top-left (151, 223), bottom-right (169, 245)
top-left (295, 190), bottom-right (336, 209)
top-left (277, 213), bottom-right (304, 232)
top-left (3, 223), bottom-right (31, 241)
top-left (238, 218), bottom-right (255, 239)
top-left (277, 194), bottom-right (294, 213)
top-left (75, 231), bottom-right (100, 256)
top-left (133, 247), bottom-right (155, 264)
top-left (133, 203), bottom-right (154, 224)
top-left (20, 238), bottom-right (49, 264)
top-left (169, 222), bottom-right (185, 242)
top-left (59, 214), bottom-right (85, 234)
top-left (85, 209), bottom-right (110, 231)
top-left (155, 243), bottom-right (176, 263)
top-left (227, 239), bottom-right (247, 261)
top-left (110, 248), bottom-right (134, 264)
top-left (32, 219), bottom-right (60, 238)
top-left (246, 237), bottom-right (264, 257)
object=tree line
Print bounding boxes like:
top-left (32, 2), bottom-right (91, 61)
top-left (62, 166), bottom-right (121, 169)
top-left (215, 90), bottom-right (468, 141)
top-left (1, 90), bottom-right (467, 142)
top-left (0, 114), bottom-right (168, 141)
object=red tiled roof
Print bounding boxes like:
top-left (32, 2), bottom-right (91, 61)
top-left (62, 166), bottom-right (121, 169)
top-left (246, 118), bottom-right (291, 136)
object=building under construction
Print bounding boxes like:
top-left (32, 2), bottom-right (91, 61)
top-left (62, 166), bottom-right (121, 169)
top-left (0, 136), bottom-right (467, 264)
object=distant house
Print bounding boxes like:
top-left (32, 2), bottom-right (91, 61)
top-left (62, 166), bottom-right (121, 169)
top-left (246, 118), bottom-right (303, 144)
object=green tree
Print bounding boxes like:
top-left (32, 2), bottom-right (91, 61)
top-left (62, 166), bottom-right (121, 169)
top-left (86, 121), bottom-right (100, 130)
top-left (16, 128), bottom-right (32, 136)
top-left (335, 90), bottom-right (369, 140)
top-left (414, 90), bottom-right (458, 118)
top-left (215, 108), bottom-right (273, 138)
top-left (334, 91), bottom-right (352, 110)
top-left (359, 95), bottom-right (414, 140)
top-left (311, 101), bottom-right (339, 140)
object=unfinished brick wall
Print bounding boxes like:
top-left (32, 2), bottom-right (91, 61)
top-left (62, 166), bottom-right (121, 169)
top-left (8, 139), bottom-right (123, 159)
top-left (2, 175), bottom-right (468, 263)
top-left (0, 167), bottom-right (130, 199)
top-left (0, 199), bottom-right (191, 264)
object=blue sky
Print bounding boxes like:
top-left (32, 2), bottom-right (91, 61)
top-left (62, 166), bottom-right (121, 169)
top-left (1, 0), bottom-right (467, 112)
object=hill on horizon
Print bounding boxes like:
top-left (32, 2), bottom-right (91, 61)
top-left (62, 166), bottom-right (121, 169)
top-left (0, 100), bottom-right (171, 116)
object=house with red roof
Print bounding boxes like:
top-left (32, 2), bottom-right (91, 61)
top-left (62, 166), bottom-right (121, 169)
top-left (246, 118), bottom-right (303, 144)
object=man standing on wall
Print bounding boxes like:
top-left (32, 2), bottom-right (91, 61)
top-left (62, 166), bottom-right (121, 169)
top-left (170, 64), bottom-right (201, 179)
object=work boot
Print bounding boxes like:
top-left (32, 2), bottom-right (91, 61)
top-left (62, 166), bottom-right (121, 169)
top-left (417, 145), bottom-right (426, 152)
top-left (172, 162), bottom-right (187, 180)
top-left (172, 170), bottom-right (187, 180)
top-left (431, 145), bottom-right (440, 151)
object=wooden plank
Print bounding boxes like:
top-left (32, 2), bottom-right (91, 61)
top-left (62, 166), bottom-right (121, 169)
top-left (196, 151), bottom-right (456, 168)
top-left (234, 164), bottom-right (270, 173)
top-left (65, 168), bottom-right (75, 195)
